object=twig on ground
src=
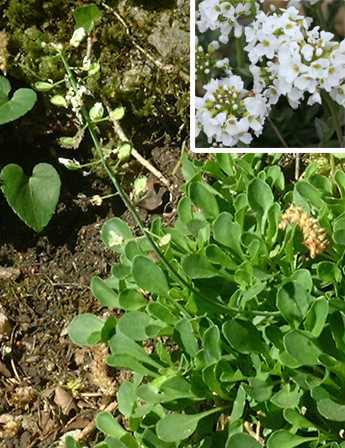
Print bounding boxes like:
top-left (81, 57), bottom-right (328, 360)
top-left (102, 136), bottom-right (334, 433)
top-left (102, 99), bottom-right (172, 189)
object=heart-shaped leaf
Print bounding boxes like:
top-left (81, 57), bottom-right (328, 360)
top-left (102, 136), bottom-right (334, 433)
top-left (0, 76), bottom-right (37, 124)
top-left (1, 163), bottom-right (61, 232)
top-left (74, 3), bottom-right (101, 32)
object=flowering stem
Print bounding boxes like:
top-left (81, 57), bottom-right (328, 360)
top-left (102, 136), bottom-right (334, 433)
top-left (315, 2), bottom-right (328, 32)
top-left (236, 37), bottom-right (245, 69)
top-left (322, 91), bottom-right (344, 146)
top-left (250, 0), bottom-right (257, 16)
top-left (57, 49), bottom-right (281, 319)
top-left (267, 117), bottom-right (288, 149)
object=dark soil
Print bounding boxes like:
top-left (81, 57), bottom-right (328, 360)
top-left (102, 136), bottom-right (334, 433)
top-left (0, 0), bottom-right (190, 444)
top-left (0, 137), bottom-right (184, 447)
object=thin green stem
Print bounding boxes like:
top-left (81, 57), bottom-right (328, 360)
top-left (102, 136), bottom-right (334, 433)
top-left (315, 1), bottom-right (327, 32)
top-left (58, 50), bottom-right (281, 320)
top-left (322, 91), bottom-right (344, 147)
top-left (236, 37), bottom-right (245, 69)
top-left (250, 0), bottom-right (257, 16)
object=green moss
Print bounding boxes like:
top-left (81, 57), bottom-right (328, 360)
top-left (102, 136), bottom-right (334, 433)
top-left (3, 0), bottom-right (189, 165)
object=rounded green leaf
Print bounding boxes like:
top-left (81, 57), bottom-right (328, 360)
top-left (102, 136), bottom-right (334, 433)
top-left (118, 289), bottom-right (147, 311)
top-left (68, 313), bottom-right (104, 346)
top-left (267, 430), bottom-right (317, 448)
top-left (317, 261), bottom-right (341, 285)
top-left (291, 269), bottom-right (312, 292)
top-left (96, 411), bottom-right (127, 438)
top-left (101, 218), bottom-right (133, 251)
top-left (0, 79), bottom-right (37, 124)
top-left (189, 181), bottom-right (219, 218)
top-left (132, 255), bottom-right (169, 296)
top-left (91, 276), bottom-right (119, 308)
top-left (117, 381), bottom-right (137, 418)
top-left (317, 397), bottom-right (345, 421)
top-left (295, 181), bottom-right (323, 209)
top-left (65, 436), bottom-right (80, 448)
top-left (156, 413), bottom-right (200, 442)
top-left (226, 433), bottom-right (261, 448)
top-left (1, 163), bottom-right (61, 232)
top-left (283, 330), bottom-right (322, 366)
top-left (182, 254), bottom-right (219, 279)
top-left (223, 319), bottom-right (265, 354)
top-left (277, 281), bottom-right (309, 328)
top-left (333, 218), bottom-right (345, 246)
top-left (110, 106), bottom-right (125, 121)
top-left (304, 297), bottom-right (329, 338)
top-left (271, 384), bottom-right (302, 409)
top-left (247, 178), bottom-right (274, 227)
top-left (335, 169), bottom-right (345, 197)
top-left (212, 212), bottom-right (244, 258)
top-left (117, 311), bottom-right (153, 341)
top-left (74, 3), bottom-right (101, 32)
top-left (0, 76), bottom-right (11, 100)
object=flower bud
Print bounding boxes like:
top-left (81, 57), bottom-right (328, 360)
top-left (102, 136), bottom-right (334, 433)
top-left (118, 142), bottom-right (132, 161)
top-left (89, 102), bottom-right (104, 121)
top-left (58, 157), bottom-right (81, 170)
top-left (110, 107), bottom-right (125, 121)
top-left (35, 81), bottom-right (54, 92)
top-left (70, 27), bottom-right (86, 47)
top-left (50, 95), bottom-right (68, 108)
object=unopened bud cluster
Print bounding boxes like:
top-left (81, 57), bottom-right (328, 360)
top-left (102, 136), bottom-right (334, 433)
top-left (195, 39), bottom-right (230, 82)
top-left (279, 205), bottom-right (329, 258)
top-left (196, 74), bottom-right (270, 147)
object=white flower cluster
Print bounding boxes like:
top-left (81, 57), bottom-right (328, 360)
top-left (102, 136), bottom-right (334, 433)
top-left (196, 74), bottom-right (270, 147)
top-left (245, 7), bottom-right (345, 109)
top-left (196, 0), bottom-right (264, 43)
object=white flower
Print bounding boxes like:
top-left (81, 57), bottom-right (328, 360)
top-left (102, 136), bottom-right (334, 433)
top-left (245, 7), bottom-right (345, 110)
top-left (330, 85), bottom-right (345, 106)
top-left (294, 74), bottom-right (317, 93)
top-left (301, 44), bottom-right (314, 61)
top-left (307, 90), bottom-right (322, 105)
top-left (197, 0), bottom-right (261, 44)
top-left (70, 27), bottom-right (86, 47)
top-left (89, 102), bottom-right (104, 121)
top-left (58, 158), bottom-right (81, 170)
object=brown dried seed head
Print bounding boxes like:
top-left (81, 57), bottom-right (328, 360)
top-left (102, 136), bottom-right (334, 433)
top-left (279, 205), bottom-right (329, 258)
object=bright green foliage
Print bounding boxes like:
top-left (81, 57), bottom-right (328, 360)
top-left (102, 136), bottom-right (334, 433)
top-left (0, 76), bottom-right (37, 124)
top-left (73, 4), bottom-right (101, 33)
top-left (0, 163), bottom-right (61, 232)
top-left (68, 154), bottom-right (345, 447)
top-left (0, 76), bottom-right (60, 232)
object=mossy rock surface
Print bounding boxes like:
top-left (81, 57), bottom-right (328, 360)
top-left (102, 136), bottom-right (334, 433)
top-left (2, 0), bottom-right (189, 155)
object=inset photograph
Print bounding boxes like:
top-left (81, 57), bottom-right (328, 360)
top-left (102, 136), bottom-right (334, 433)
top-left (193, 0), bottom-right (345, 150)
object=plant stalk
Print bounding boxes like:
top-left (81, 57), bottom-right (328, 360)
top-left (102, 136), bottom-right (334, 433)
top-left (236, 37), bottom-right (245, 69)
top-left (315, 1), bottom-right (328, 31)
top-left (58, 50), bottom-right (281, 319)
top-left (322, 91), bottom-right (344, 147)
